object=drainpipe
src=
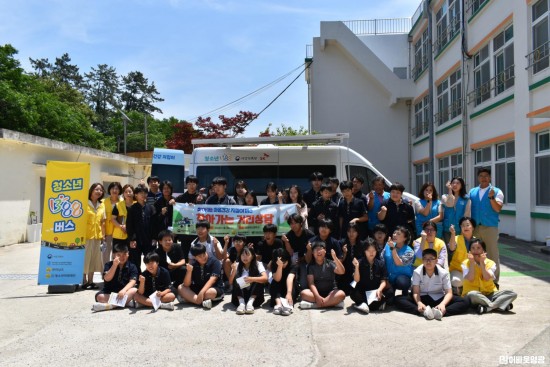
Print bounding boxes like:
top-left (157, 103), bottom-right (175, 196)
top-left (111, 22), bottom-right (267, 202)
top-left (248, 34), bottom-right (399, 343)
top-left (461, 0), bottom-right (472, 186)
top-left (407, 100), bottom-right (413, 191)
top-left (427, 0), bottom-right (435, 183)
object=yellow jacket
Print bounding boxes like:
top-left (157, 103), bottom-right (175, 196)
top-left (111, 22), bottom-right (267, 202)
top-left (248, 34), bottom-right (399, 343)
top-left (87, 200), bottom-right (105, 240)
top-left (104, 197), bottom-right (122, 236)
top-left (461, 258), bottom-right (498, 296)
top-left (449, 235), bottom-right (468, 273)
top-left (112, 200), bottom-right (130, 240)
top-left (413, 237), bottom-right (447, 267)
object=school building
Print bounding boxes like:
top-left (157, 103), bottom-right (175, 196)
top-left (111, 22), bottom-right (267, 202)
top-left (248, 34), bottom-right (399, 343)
top-left (306, 0), bottom-right (550, 243)
top-left (0, 128), bottom-right (149, 246)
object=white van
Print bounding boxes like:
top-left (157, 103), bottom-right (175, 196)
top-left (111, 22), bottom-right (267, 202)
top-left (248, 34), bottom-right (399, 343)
top-left (190, 134), bottom-right (416, 201)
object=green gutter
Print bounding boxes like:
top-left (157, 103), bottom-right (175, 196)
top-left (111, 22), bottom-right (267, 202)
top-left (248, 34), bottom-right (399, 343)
top-left (470, 94), bottom-right (514, 120)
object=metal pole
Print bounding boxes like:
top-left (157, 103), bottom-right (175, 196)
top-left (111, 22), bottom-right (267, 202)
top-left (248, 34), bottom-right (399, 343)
top-left (427, 1), bottom-right (435, 183)
top-left (123, 118), bottom-right (127, 154)
top-left (144, 115), bottom-right (148, 150)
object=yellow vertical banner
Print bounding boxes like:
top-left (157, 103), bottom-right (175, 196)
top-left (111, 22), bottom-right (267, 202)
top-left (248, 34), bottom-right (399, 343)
top-left (38, 161), bottom-right (90, 285)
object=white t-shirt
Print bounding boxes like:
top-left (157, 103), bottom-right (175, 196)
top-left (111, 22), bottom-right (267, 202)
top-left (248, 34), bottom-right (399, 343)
top-left (239, 261), bottom-right (266, 277)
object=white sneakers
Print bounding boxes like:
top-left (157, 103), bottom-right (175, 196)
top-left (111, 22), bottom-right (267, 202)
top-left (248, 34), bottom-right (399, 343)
top-left (245, 304), bottom-right (255, 314)
top-left (236, 303), bottom-right (246, 315)
top-left (424, 305), bottom-right (443, 320)
top-left (202, 299), bottom-right (212, 309)
top-left (423, 305), bottom-right (435, 320)
top-left (91, 303), bottom-right (113, 312)
top-left (160, 302), bottom-right (175, 311)
top-left (354, 303), bottom-right (369, 314)
top-left (299, 301), bottom-right (316, 309)
top-left (274, 305), bottom-right (293, 316)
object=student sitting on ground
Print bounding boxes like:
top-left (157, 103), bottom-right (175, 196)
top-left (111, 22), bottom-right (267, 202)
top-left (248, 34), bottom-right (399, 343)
top-left (256, 224), bottom-right (284, 279)
top-left (413, 221), bottom-right (448, 269)
top-left (222, 234), bottom-right (248, 293)
top-left (188, 220), bottom-right (225, 262)
top-left (350, 238), bottom-right (390, 314)
top-left (395, 248), bottom-right (470, 320)
top-left (339, 222), bottom-right (363, 295)
top-left (177, 243), bottom-right (224, 309)
top-left (383, 226), bottom-right (415, 300)
top-left (133, 252), bottom-right (176, 310)
top-left (270, 248), bottom-right (298, 316)
top-left (447, 217), bottom-right (477, 295)
top-left (372, 223), bottom-right (388, 263)
top-left (229, 246), bottom-right (268, 315)
top-left (92, 243), bottom-right (138, 312)
top-left (155, 230), bottom-right (186, 288)
top-left (462, 239), bottom-right (517, 314)
top-left (300, 241), bottom-right (346, 309)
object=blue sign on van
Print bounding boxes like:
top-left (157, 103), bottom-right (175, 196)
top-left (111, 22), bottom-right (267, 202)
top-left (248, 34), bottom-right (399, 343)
top-left (152, 148), bottom-right (185, 166)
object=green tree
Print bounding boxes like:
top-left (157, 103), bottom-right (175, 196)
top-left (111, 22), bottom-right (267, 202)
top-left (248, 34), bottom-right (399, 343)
top-left (84, 64), bottom-right (120, 133)
top-left (259, 123), bottom-right (314, 137)
top-left (121, 71), bottom-right (164, 115)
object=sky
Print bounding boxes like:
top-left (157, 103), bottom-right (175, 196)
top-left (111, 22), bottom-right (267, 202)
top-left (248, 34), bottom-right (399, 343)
top-left (0, 0), bottom-right (420, 137)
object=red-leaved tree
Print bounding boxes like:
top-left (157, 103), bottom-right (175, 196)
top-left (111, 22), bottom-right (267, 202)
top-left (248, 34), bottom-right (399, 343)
top-left (165, 121), bottom-right (204, 153)
top-left (195, 110), bottom-right (258, 139)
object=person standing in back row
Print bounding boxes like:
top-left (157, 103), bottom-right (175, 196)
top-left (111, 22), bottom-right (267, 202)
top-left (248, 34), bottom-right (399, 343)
top-left (469, 168), bottom-right (503, 283)
top-left (205, 177), bottom-right (236, 205)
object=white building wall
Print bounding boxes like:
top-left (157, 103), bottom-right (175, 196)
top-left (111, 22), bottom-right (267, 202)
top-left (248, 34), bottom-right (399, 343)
top-left (0, 130), bottom-right (144, 246)
top-left (307, 0), bottom-right (550, 242)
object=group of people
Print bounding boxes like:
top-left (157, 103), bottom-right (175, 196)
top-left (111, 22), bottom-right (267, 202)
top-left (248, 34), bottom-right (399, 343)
top-left (85, 169), bottom-right (517, 318)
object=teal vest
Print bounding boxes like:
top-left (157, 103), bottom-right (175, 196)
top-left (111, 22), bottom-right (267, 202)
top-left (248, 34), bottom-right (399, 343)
top-left (469, 186), bottom-right (501, 227)
top-left (443, 195), bottom-right (469, 234)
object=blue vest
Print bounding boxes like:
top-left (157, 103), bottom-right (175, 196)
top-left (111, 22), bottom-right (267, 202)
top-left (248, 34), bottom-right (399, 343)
top-left (368, 191), bottom-right (390, 230)
top-left (469, 186), bottom-right (501, 227)
top-left (415, 199), bottom-right (443, 238)
top-left (443, 195), bottom-right (469, 234)
top-left (383, 244), bottom-right (414, 283)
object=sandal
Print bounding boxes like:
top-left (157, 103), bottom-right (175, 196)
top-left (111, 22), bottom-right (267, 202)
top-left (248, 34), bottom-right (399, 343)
top-left (82, 283), bottom-right (91, 290)
top-left (89, 283), bottom-right (99, 290)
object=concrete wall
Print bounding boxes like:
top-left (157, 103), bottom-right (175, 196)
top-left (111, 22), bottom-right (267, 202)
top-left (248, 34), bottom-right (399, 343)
top-left (310, 22), bottom-right (414, 186)
top-left (0, 129), bottom-right (144, 246)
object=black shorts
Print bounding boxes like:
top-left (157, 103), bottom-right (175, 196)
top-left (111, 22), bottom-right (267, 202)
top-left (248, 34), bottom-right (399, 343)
top-left (190, 284), bottom-right (224, 299)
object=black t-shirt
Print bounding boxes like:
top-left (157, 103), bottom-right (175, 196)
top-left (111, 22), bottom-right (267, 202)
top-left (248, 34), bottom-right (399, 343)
top-left (205, 194), bottom-right (236, 205)
top-left (309, 235), bottom-right (342, 260)
top-left (339, 239), bottom-right (364, 278)
top-left (126, 202), bottom-right (156, 248)
top-left (338, 198), bottom-right (366, 236)
top-left (103, 261), bottom-right (138, 293)
top-left (309, 199), bottom-right (339, 235)
top-left (356, 257), bottom-right (388, 292)
top-left (155, 243), bottom-right (185, 271)
top-left (142, 266), bottom-right (172, 295)
top-left (307, 259), bottom-right (337, 294)
top-left (256, 238), bottom-right (284, 265)
top-left (380, 198), bottom-right (416, 238)
top-left (303, 188), bottom-right (321, 209)
top-left (191, 256), bottom-right (223, 289)
top-left (286, 228), bottom-right (315, 258)
top-left (271, 262), bottom-right (298, 284)
top-left (175, 191), bottom-right (206, 204)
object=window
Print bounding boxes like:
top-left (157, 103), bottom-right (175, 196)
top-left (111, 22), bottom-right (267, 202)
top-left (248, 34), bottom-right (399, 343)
top-left (414, 95), bottom-right (430, 138)
top-left (470, 25), bottom-right (515, 106)
top-left (493, 25), bottom-right (514, 95)
top-left (346, 165), bottom-right (389, 194)
top-left (413, 29), bottom-right (429, 79)
top-left (474, 143), bottom-right (516, 205)
top-left (494, 141), bottom-right (515, 204)
top-left (436, 69), bottom-right (462, 125)
top-left (435, 0), bottom-right (461, 54)
top-left (474, 146), bottom-right (492, 176)
top-left (415, 162), bottom-right (431, 194)
top-left (536, 131), bottom-right (550, 206)
top-left (196, 165), bottom-right (337, 196)
top-left (473, 45), bottom-right (491, 105)
top-left (531, 0), bottom-right (550, 73)
top-left (436, 80), bottom-right (449, 125)
top-left (438, 153), bottom-right (463, 191)
top-left (466, 0), bottom-right (489, 18)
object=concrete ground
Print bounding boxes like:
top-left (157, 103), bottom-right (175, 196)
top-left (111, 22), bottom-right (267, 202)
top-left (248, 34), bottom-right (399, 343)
top-left (0, 237), bottom-right (549, 367)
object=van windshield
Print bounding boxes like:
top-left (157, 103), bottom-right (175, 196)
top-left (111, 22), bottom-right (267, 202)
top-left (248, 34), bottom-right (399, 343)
top-left (197, 165), bottom-right (337, 196)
